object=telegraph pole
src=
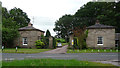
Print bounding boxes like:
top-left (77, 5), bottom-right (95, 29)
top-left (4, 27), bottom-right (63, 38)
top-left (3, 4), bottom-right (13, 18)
top-left (32, 16), bottom-right (34, 24)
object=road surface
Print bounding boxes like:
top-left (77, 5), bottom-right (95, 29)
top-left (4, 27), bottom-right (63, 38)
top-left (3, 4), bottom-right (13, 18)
top-left (1, 45), bottom-right (119, 66)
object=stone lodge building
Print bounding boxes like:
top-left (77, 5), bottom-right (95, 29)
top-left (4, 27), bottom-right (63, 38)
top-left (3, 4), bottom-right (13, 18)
top-left (86, 20), bottom-right (115, 49)
top-left (14, 23), bottom-right (45, 48)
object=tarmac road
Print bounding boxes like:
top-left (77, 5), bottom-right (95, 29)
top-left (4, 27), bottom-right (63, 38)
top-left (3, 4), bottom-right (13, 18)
top-left (1, 45), bottom-right (119, 66)
top-left (2, 53), bottom-right (119, 61)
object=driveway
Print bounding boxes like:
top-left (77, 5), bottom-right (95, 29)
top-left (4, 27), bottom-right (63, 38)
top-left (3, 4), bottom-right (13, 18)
top-left (43, 45), bottom-right (68, 54)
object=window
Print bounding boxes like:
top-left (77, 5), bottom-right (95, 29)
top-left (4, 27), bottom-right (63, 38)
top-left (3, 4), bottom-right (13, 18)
top-left (115, 40), bottom-right (119, 47)
top-left (23, 37), bottom-right (28, 45)
top-left (97, 37), bottom-right (103, 45)
top-left (38, 36), bottom-right (41, 40)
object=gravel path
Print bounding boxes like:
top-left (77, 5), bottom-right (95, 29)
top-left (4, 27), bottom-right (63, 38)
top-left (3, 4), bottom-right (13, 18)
top-left (42, 45), bottom-right (68, 54)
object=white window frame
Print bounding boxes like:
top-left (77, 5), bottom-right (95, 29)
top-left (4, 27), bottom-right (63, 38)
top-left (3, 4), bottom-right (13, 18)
top-left (97, 36), bottom-right (103, 45)
top-left (38, 36), bottom-right (41, 40)
top-left (23, 37), bottom-right (28, 45)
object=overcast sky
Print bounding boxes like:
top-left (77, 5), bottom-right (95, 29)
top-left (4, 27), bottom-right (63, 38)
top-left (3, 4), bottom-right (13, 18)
top-left (1, 0), bottom-right (92, 36)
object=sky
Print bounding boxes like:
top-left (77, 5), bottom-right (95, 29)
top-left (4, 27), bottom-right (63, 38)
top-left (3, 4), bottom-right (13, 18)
top-left (0, 0), bottom-right (92, 36)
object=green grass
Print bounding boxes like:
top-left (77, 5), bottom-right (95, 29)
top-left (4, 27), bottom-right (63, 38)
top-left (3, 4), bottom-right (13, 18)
top-left (2, 48), bottom-right (51, 54)
top-left (2, 59), bottom-right (116, 66)
top-left (67, 49), bottom-right (119, 53)
top-left (0, 61), bottom-right (2, 68)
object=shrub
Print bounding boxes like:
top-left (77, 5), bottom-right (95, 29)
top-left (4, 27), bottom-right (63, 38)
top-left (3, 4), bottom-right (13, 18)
top-left (72, 30), bottom-right (88, 50)
top-left (67, 46), bottom-right (73, 49)
top-left (16, 46), bottom-right (21, 48)
top-left (35, 40), bottom-right (45, 49)
top-left (73, 37), bottom-right (79, 49)
top-left (53, 37), bottom-right (56, 48)
top-left (56, 38), bottom-right (66, 43)
top-left (45, 37), bottom-right (49, 48)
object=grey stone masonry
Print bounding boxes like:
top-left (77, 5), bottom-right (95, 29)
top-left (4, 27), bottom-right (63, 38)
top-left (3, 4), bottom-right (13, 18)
top-left (14, 23), bottom-right (44, 48)
top-left (86, 28), bottom-right (115, 48)
top-left (86, 21), bottom-right (115, 49)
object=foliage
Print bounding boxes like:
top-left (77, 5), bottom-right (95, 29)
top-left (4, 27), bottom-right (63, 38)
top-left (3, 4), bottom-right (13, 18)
top-left (53, 14), bottom-right (74, 39)
top-left (73, 37), bottom-right (79, 49)
top-left (2, 27), bottom-right (19, 48)
top-left (56, 38), bottom-right (66, 43)
top-left (40, 35), bottom-right (49, 48)
top-left (2, 7), bottom-right (30, 48)
top-left (9, 7), bottom-right (30, 28)
top-left (73, 30), bottom-right (88, 50)
top-left (45, 37), bottom-right (49, 48)
top-left (35, 40), bottom-right (45, 49)
top-left (54, 2), bottom-right (120, 39)
top-left (53, 37), bottom-right (56, 48)
top-left (45, 29), bottom-right (51, 37)
top-left (62, 43), bottom-right (68, 46)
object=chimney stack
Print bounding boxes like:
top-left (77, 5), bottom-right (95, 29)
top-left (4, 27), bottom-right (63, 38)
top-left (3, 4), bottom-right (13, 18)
top-left (28, 23), bottom-right (33, 27)
top-left (95, 20), bottom-right (100, 24)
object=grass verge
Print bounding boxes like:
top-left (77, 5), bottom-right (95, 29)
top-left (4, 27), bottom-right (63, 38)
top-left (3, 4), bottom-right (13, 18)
top-left (2, 59), bottom-right (117, 66)
top-left (67, 49), bottom-right (119, 53)
top-left (2, 49), bottom-right (51, 54)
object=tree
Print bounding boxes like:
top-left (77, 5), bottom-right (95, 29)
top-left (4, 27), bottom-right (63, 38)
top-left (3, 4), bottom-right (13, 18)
top-left (45, 29), bottom-right (51, 37)
top-left (54, 1), bottom-right (120, 39)
top-left (74, 2), bottom-right (120, 32)
top-left (2, 7), bottom-right (30, 47)
top-left (9, 7), bottom-right (30, 28)
top-left (53, 14), bottom-right (74, 39)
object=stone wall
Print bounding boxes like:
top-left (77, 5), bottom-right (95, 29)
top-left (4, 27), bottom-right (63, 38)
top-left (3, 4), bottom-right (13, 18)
top-left (14, 30), bottom-right (44, 48)
top-left (49, 36), bottom-right (53, 49)
top-left (69, 34), bottom-right (74, 46)
top-left (86, 29), bottom-right (115, 48)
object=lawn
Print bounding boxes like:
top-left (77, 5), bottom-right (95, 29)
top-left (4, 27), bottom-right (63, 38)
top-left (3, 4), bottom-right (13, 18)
top-left (2, 59), bottom-right (117, 67)
top-left (2, 48), bottom-right (51, 54)
top-left (0, 61), bottom-right (1, 68)
top-left (67, 49), bottom-right (119, 53)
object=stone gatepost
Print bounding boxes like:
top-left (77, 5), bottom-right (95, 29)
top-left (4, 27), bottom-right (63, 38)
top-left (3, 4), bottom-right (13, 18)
top-left (69, 34), bottom-right (74, 46)
top-left (49, 36), bottom-right (53, 49)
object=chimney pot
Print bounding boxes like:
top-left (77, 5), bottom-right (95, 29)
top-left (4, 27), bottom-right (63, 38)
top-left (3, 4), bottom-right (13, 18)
top-left (28, 23), bottom-right (33, 27)
top-left (95, 20), bottom-right (100, 24)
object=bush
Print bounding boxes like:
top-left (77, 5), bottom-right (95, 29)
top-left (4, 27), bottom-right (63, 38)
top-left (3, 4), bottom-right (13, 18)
top-left (56, 38), bottom-right (66, 43)
top-left (35, 40), bottom-right (45, 49)
top-left (73, 37), bottom-right (78, 49)
top-left (72, 30), bottom-right (88, 49)
top-left (45, 37), bottom-right (49, 48)
top-left (67, 46), bottom-right (73, 49)
top-left (53, 37), bottom-right (56, 48)
top-left (16, 46), bottom-right (21, 48)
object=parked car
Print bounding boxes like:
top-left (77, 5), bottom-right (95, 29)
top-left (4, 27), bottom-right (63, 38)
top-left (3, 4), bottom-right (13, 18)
top-left (57, 43), bottom-right (62, 47)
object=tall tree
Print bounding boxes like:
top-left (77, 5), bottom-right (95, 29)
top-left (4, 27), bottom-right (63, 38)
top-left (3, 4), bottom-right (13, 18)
top-left (2, 7), bottom-right (30, 47)
top-left (53, 14), bottom-right (74, 39)
top-left (9, 7), bottom-right (30, 28)
top-left (45, 29), bottom-right (51, 37)
top-left (54, 1), bottom-right (120, 39)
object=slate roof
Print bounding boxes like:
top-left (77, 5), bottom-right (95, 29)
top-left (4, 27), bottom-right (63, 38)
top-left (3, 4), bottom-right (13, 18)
top-left (115, 33), bottom-right (120, 40)
top-left (18, 26), bottom-right (45, 33)
top-left (87, 23), bottom-right (115, 29)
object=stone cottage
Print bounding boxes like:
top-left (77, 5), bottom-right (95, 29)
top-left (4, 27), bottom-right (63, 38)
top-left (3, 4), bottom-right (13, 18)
top-left (14, 23), bottom-right (45, 48)
top-left (86, 20), bottom-right (115, 49)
